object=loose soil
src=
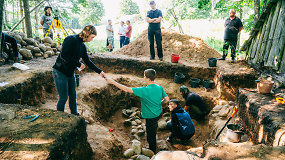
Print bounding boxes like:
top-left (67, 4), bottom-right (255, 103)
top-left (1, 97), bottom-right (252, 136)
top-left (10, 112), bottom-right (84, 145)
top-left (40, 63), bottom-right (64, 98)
top-left (113, 29), bottom-right (221, 65)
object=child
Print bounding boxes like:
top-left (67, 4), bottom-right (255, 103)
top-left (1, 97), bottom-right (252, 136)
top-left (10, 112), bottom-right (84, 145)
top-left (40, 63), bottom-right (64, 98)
top-left (166, 99), bottom-right (195, 144)
top-left (106, 69), bottom-right (169, 153)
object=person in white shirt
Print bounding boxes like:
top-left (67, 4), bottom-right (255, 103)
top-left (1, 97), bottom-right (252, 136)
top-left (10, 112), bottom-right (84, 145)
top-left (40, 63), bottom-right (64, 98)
top-left (118, 21), bottom-right (127, 48)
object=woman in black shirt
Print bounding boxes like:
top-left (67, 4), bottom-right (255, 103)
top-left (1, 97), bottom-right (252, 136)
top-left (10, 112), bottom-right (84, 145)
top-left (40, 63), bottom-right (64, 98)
top-left (52, 25), bottom-right (105, 115)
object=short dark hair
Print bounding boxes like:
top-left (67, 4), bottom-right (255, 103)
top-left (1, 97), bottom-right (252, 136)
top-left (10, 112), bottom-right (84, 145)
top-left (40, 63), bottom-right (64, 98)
top-left (144, 69), bottom-right (156, 81)
top-left (126, 20), bottom-right (130, 23)
top-left (150, 1), bottom-right (155, 5)
top-left (79, 25), bottom-right (97, 39)
top-left (170, 99), bottom-right (179, 106)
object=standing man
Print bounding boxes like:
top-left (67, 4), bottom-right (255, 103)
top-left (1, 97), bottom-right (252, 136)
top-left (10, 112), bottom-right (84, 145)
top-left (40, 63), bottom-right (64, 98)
top-left (118, 21), bottom-right (126, 48)
top-left (124, 20), bottom-right (132, 46)
top-left (40, 6), bottom-right (55, 39)
top-left (106, 69), bottom-right (169, 153)
top-left (146, 1), bottom-right (163, 61)
top-left (106, 19), bottom-right (114, 52)
top-left (219, 9), bottom-right (243, 63)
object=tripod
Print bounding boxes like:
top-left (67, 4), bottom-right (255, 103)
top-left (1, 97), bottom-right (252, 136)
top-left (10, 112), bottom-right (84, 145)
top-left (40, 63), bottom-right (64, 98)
top-left (44, 15), bottom-right (68, 45)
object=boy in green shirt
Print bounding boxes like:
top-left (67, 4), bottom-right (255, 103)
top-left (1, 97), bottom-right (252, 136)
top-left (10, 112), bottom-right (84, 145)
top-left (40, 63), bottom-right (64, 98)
top-left (106, 69), bottom-right (169, 153)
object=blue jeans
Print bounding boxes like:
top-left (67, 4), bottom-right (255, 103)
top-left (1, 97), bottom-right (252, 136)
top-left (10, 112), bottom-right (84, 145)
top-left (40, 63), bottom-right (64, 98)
top-left (52, 68), bottom-right (79, 115)
top-left (124, 37), bottom-right (130, 45)
top-left (120, 36), bottom-right (125, 48)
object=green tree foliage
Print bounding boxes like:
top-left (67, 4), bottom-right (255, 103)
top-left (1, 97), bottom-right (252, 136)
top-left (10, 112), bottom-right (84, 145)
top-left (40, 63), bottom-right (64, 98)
top-left (79, 0), bottom-right (105, 25)
top-left (120, 0), bottom-right (140, 15)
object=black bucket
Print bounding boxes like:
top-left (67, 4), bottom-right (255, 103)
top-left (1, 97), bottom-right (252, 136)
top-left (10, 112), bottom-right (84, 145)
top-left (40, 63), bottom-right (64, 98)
top-left (190, 78), bottom-right (201, 88)
top-left (226, 124), bottom-right (243, 143)
top-left (174, 72), bottom-right (185, 84)
top-left (208, 58), bottom-right (217, 67)
top-left (75, 74), bottom-right (80, 87)
top-left (203, 79), bottom-right (215, 89)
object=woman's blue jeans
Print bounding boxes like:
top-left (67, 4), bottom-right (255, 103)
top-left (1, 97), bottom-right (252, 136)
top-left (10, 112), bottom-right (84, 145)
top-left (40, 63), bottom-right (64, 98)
top-left (52, 68), bottom-right (79, 115)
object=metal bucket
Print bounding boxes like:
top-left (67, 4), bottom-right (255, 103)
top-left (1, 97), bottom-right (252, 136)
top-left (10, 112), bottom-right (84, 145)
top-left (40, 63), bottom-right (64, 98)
top-left (226, 124), bottom-right (243, 143)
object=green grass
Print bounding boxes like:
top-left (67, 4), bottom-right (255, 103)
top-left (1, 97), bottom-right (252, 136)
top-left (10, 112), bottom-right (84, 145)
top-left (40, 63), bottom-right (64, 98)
top-left (86, 39), bottom-right (121, 53)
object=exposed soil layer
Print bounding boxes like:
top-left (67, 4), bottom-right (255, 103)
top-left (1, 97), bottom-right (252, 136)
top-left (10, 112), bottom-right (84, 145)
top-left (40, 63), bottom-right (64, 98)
top-left (237, 89), bottom-right (285, 146)
top-left (113, 29), bottom-right (221, 64)
top-left (0, 103), bottom-right (92, 160)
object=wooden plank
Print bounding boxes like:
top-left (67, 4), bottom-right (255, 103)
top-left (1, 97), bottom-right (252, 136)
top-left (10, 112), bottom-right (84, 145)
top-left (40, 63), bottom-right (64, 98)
top-left (264, 0), bottom-right (282, 66)
top-left (268, 0), bottom-right (285, 69)
top-left (279, 44), bottom-right (285, 73)
top-left (248, 38), bottom-right (256, 63)
top-left (251, 30), bottom-right (262, 61)
top-left (258, 4), bottom-right (276, 63)
top-left (253, 18), bottom-right (268, 63)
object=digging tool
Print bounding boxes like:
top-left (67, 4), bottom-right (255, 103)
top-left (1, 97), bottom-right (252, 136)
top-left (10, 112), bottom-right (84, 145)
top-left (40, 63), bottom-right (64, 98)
top-left (276, 97), bottom-right (285, 104)
top-left (215, 106), bottom-right (238, 140)
top-left (24, 114), bottom-right (40, 122)
top-left (244, 88), bottom-right (257, 93)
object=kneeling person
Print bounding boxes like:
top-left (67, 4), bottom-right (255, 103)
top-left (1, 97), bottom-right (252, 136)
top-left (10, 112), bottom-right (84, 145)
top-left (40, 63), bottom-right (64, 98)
top-left (167, 99), bottom-right (195, 144)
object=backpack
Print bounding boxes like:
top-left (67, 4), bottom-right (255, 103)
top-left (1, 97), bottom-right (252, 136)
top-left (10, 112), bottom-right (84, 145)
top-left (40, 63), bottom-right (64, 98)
top-left (175, 110), bottom-right (195, 136)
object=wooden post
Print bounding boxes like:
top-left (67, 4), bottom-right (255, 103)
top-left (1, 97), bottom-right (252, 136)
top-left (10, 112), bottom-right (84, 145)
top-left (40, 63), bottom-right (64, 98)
top-left (264, 0), bottom-right (282, 65)
top-left (23, 0), bottom-right (33, 38)
top-left (19, 0), bottom-right (25, 32)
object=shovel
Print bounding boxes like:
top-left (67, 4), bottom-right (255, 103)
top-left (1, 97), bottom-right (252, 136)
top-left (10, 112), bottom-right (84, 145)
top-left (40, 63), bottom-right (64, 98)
top-left (215, 106), bottom-right (238, 140)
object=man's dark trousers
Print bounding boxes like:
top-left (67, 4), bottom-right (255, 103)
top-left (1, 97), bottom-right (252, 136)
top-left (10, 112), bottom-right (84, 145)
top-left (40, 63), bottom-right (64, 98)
top-left (222, 39), bottom-right (237, 59)
top-left (120, 36), bottom-right (125, 48)
top-left (148, 28), bottom-right (163, 59)
top-left (146, 114), bottom-right (161, 153)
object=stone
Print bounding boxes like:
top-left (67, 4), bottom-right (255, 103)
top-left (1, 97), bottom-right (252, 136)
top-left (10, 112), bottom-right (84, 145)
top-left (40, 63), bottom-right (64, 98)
top-left (137, 125), bottom-right (143, 130)
top-left (17, 43), bottom-right (21, 49)
top-left (42, 37), bottom-right (53, 44)
top-left (157, 140), bottom-right (170, 151)
top-left (130, 111), bottom-right (137, 118)
top-left (32, 47), bottom-right (41, 53)
top-left (228, 101), bottom-right (235, 106)
top-left (26, 45), bottom-right (34, 50)
top-left (137, 155), bottom-right (150, 160)
top-left (57, 45), bottom-right (62, 51)
top-left (19, 49), bottom-right (33, 60)
top-left (126, 109), bottom-right (133, 115)
top-left (123, 148), bottom-right (135, 158)
top-left (130, 155), bottom-right (139, 159)
top-left (52, 48), bottom-right (57, 53)
top-left (34, 53), bottom-right (42, 57)
top-left (132, 125), bottom-right (137, 129)
top-left (20, 40), bottom-right (27, 46)
top-left (152, 151), bottom-right (200, 160)
top-left (131, 129), bottom-right (137, 135)
top-left (124, 119), bottom-right (132, 127)
top-left (158, 119), bottom-right (167, 130)
top-left (137, 129), bottom-right (145, 137)
top-left (51, 43), bottom-right (57, 48)
top-left (212, 105), bottom-right (223, 112)
top-left (33, 41), bottom-right (39, 47)
top-left (43, 53), bottom-right (49, 58)
top-left (142, 148), bottom-right (154, 158)
top-left (44, 43), bottom-right (51, 47)
top-left (14, 34), bottom-right (22, 43)
top-left (218, 107), bottom-right (230, 117)
top-left (46, 46), bottom-right (53, 51)
top-left (38, 44), bottom-right (47, 52)
top-left (132, 121), bottom-right (138, 126)
top-left (18, 32), bottom-right (26, 39)
top-left (35, 37), bottom-right (42, 43)
top-left (0, 109), bottom-right (15, 120)
top-left (132, 140), bottom-right (142, 155)
top-left (131, 107), bottom-right (139, 112)
top-left (56, 51), bottom-right (60, 55)
top-left (218, 100), bottom-right (228, 106)
top-left (122, 109), bottom-right (129, 118)
top-left (135, 119), bottom-right (142, 125)
top-left (45, 51), bottom-right (53, 57)
top-left (23, 38), bottom-right (35, 45)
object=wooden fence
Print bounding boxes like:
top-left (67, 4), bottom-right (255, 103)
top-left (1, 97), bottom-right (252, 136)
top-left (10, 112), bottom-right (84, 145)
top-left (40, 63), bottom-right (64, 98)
top-left (241, 0), bottom-right (285, 73)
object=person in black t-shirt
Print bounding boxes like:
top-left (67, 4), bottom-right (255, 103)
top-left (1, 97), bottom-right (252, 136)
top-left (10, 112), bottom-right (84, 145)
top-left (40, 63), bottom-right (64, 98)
top-left (180, 86), bottom-right (208, 120)
top-left (219, 9), bottom-right (243, 63)
top-left (146, 1), bottom-right (163, 61)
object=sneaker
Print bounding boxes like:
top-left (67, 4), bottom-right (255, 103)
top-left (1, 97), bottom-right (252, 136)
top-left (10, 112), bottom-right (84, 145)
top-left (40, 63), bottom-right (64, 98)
top-left (159, 58), bottom-right (163, 61)
top-left (218, 57), bottom-right (226, 60)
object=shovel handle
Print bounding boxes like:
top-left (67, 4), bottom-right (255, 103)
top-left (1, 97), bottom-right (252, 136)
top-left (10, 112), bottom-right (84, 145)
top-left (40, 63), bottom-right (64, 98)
top-left (231, 106), bottom-right (238, 118)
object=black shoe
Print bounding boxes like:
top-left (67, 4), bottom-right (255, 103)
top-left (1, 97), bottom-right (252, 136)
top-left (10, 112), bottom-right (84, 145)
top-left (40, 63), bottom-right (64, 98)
top-left (218, 57), bottom-right (226, 60)
top-left (159, 58), bottom-right (163, 61)
top-left (150, 57), bottom-right (155, 60)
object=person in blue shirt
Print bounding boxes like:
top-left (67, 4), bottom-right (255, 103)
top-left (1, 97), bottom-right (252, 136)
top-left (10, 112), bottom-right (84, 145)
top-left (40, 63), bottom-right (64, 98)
top-left (166, 99), bottom-right (195, 145)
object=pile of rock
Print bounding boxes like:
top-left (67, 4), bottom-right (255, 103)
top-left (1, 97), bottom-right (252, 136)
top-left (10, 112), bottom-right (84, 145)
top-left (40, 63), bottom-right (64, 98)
top-left (123, 140), bottom-right (154, 160)
top-left (2, 31), bottom-right (61, 61)
top-left (210, 100), bottom-right (235, 119)
top-left (122, 107), bottom-right (146, 139)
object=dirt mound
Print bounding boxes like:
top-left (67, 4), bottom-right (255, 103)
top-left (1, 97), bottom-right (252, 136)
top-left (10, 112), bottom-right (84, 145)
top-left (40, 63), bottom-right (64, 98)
top-left (114, 29), bottom-right (220, 63)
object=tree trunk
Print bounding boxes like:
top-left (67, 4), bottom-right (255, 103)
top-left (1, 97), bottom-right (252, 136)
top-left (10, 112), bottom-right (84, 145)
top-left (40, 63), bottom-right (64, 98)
top-left (254, 0), bottom-right (260, 23)
top-left (23, 0), bottom-right (32, 38)
top-left (19, 0), bottom-right (25, 32)
top-left (3, 1), bottom-right (7, 29)
top-left (0, 0), bottom-right (5, 54)
top-left (34, 1), bottom-right (40, 33)
top-left (237, 6), bottom-right (243, 50)
top-left (262, 0), bottom-right (267, 12)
